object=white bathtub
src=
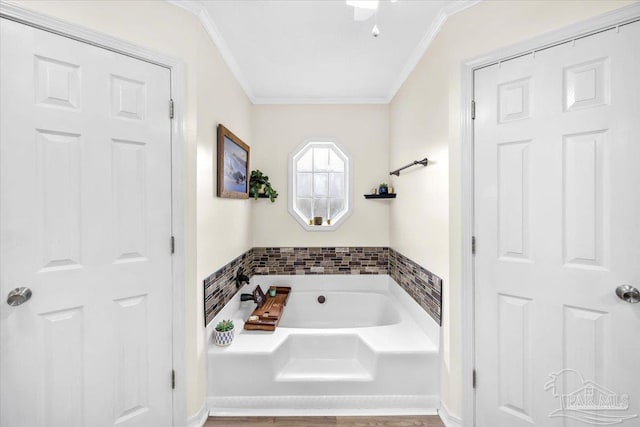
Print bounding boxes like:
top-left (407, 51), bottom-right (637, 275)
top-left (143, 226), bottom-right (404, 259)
top-left (279, 291), bottom-right (401, 328)
top-left (206, 275), bottom-right (440, 416)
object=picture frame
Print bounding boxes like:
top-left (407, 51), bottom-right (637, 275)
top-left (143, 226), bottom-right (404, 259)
top-left (252, 285), bottom-right (266, 309)
top-left (217, 124), bottom-right (250, 199)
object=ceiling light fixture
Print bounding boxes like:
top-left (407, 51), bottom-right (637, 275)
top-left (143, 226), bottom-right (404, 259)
top-left (346, 0), bottom-right (379, 11)
top-left (346, 0), bottom-right (379, 22)
top-left (347, 0), bottom-right (398, 38)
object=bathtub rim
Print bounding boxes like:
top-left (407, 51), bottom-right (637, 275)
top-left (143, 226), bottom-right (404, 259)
top-left (206, 274), bottom-right (440, 348)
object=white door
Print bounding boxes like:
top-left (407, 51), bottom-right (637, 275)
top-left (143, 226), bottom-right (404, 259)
top-left (474, 21), bottom-right (640, 426)
top-left (0, 19), bottom-right (173, 427)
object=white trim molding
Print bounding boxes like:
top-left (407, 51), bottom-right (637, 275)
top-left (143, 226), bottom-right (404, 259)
top-left (167, 0), bottom-right (481, 105)
top-left (460, 3), bottom-right (640, 427)
top-left (459, 42), bottom-right (476, 427)
top-left (385, 0), bottom-right (481, 103)
top-left (208, 394), bottom-right (439, 417)
top-left (167, 0), bottom-right (255, 103)
top-left (252, 97), bottom-right (388, 105)
top-left (0, 1), bottom-right (189, 425)
top-left (438, 401), bottom-right (462, 427)
top-left (187, 402), bottom-right (209, 427)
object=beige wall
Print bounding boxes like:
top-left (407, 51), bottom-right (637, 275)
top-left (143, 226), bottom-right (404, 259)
top-left (13, 0), bottom-right (254, 418)
top-left (251, 105), bottom-right (390, 248)
top-left (389, 0), bottom-right (634, 419)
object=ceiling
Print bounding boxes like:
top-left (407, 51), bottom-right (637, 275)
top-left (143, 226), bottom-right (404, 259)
top-left (170, 0), bottom-right (480, 104)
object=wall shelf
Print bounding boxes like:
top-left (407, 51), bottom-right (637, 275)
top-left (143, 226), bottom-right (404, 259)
top-left (364, 194), bottom-right (397, 199)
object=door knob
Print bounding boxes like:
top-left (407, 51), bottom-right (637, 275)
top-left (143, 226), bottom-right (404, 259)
top-left (615, 285), bottom-right (640, 304)
top-left (6, 287), bottom-right (32, 306)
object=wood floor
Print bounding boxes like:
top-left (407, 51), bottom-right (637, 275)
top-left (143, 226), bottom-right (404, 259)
top-left (204, 415), bottom-right (445, 427)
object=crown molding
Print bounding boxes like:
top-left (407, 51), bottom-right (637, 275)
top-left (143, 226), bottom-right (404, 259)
top-left (385, 0), bottom-right (482, 103)
top-left (167, 0), bottom-right (257, 103)
top-left (252, 97), bottom-right (389, 105)
top-left (167, 0), bottom-right (481, 105)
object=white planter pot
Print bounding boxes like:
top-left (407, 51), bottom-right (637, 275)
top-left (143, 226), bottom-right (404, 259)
top-left (213, 328), bottom-right (234, 347)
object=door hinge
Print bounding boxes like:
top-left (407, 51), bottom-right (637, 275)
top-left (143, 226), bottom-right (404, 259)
top-left (471, 100), bottom-right (476, 120)
top-left (171, 369), bottom-right (175, 389)
top-left (169, 99), bottom-right (174, 119)
top-left (472, 236), bottom-right (476, 255)
top-left (170, 236), bottom-right (175, 254)
top-left (473, 369), bottom-right (477, 389)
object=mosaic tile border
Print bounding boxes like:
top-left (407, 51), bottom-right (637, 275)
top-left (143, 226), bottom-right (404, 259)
top-left (252, 247), bottom-right (388, 275)
top-left (204, 250), bottom-right (253, 327)
top-left (389, 248), bottom-right (442, 325)
top-left (203, 247), bottom-right (442, 326)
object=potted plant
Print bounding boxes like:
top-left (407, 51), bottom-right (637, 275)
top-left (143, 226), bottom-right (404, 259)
top-left (378, 182), bottom-right (389, 195)
top-left (249, 170), bottom-right (278, 202)
top-left (213, 319), bottom-right (235, 347)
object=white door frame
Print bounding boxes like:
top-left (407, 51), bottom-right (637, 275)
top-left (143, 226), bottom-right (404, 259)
top-left (0, 2), bottom-right (188, 425)
top-left (460, 3), bottom-right (640, 426)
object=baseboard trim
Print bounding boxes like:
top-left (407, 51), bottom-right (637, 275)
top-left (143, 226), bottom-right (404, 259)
top-left (187, 401), bottom-right (209, 427)
top-left (438, 401), bottom-right (462, 427)
top-left (207, 395), bottom-right (439, 417)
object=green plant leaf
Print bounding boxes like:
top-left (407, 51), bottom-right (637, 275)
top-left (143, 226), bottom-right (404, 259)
top-left (215, 319), bottom-right (234, 332)
top-left (249, 169), bottom-right (278, 203)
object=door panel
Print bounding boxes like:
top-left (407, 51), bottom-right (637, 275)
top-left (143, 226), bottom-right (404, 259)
top-left (474, 20), bottom-right (640, 426)
top-left (0, 19), bottom-right (173, 427)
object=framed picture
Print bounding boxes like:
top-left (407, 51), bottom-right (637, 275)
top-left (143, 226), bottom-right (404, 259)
top-left (217, 124), bottom-right (250, 199)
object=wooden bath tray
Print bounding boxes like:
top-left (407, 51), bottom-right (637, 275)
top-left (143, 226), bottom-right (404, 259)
top-left (243, 286), bottom-right (291, 331)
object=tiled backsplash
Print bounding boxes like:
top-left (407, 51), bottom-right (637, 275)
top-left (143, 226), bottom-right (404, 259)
top-left (253, 247), bottom-right (388, 275)
top-left (203, 247), bottom-right (442, 326)
top-left (389, 248), bottom-right (442, 325)
top-left (203, 250), bottom-right (253, 327)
